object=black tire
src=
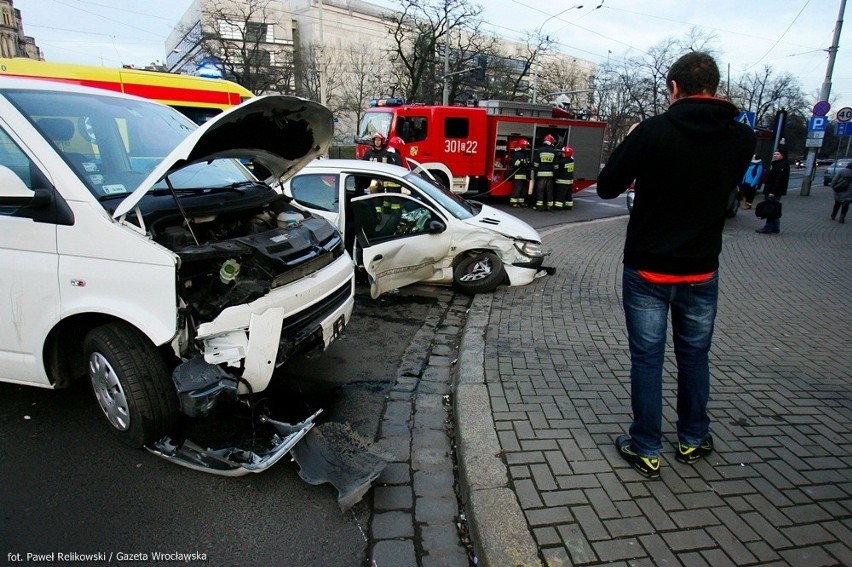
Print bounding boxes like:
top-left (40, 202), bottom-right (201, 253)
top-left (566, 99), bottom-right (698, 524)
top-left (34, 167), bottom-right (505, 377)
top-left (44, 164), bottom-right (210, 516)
top-left (725, 187), bottom-right (739, 218)
top-left (453, 251), bottom-right (506, 295)
top-left (84, 322), bottom-right (178, 447)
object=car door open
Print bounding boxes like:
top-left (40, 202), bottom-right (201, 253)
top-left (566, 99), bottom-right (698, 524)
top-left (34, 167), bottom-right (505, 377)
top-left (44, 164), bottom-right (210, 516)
top-left (351, 193), bottom-right (450, 298)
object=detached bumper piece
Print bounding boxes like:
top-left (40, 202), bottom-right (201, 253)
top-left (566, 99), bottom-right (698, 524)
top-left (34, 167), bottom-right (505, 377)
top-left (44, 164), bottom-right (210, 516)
top-left (148, 410), bottom-right (322, 477)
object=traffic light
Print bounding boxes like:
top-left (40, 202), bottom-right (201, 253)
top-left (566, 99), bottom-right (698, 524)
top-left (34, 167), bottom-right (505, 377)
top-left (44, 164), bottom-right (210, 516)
top-left (470, 56), bottom-right (487, 82)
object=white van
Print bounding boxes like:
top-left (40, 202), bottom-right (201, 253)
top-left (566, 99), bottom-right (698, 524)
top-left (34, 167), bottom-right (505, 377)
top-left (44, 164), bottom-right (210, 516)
top-left (0, 77), bottom-right (354, 474)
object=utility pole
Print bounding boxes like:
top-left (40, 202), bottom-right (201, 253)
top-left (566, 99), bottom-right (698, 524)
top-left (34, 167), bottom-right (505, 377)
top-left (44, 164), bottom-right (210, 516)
top-left (318, 0), bottom-right (326, 107)
top-left (801, 0), bottom-right (846, 196)
top-left (442, 33), bottom-right (450, 105)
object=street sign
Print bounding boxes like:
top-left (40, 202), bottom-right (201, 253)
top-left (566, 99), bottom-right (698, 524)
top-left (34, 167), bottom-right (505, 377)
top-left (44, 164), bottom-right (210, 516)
top-left (735, 110), bottom-right (755, 128)
top-left (837, 107), bottom-right (852, 123)
top-left (805, 137), bottom-right (824, 147)
top-left (808, 116), bottom-right (828, 131)
top-left (836, 122), bottom-right (852, 136)
top-left (807, 130), bottom-right (826, 140)
top-left (813, 100), bottom-right (831, 116)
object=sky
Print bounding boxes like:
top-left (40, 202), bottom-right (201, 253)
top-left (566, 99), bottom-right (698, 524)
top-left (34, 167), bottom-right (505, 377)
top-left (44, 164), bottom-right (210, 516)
top-left (12, 0), bottom-right (851, 115)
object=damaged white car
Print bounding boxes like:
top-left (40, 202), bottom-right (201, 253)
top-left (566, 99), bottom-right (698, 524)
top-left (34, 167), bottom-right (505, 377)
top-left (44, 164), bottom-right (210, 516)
top-left (0, 77), bottom-right (355, 475)
top-left (283, 159), bottom-right (549, 297)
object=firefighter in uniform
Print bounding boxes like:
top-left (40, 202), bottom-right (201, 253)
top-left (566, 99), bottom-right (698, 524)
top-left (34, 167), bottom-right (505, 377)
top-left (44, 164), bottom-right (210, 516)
top-left (508, 139), bottom-right (531, 207)
top-left (532, 134), bottom-right (558, 211)
top-left (362, 132), bottom-right (402, 213)
top-left (554, 145), bottom-right (575, 211)
top-left (363, 132), bottom-right (398, 164)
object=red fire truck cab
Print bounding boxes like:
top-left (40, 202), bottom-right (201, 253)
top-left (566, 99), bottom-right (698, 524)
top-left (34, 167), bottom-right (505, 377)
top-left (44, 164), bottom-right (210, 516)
top-left (355, 98), bottom-right (606, 198)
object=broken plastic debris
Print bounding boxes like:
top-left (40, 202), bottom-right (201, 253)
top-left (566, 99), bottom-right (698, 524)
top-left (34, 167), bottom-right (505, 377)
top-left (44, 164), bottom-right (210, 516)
top-left (290, 421), bottom-right (391, 511)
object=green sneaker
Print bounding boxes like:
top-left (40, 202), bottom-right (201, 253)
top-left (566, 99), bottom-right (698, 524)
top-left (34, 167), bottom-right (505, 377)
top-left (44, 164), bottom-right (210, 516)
top-left (615, 435), bottom-right (661, 479)
top-left (676, 435), bottom-right (714, 464)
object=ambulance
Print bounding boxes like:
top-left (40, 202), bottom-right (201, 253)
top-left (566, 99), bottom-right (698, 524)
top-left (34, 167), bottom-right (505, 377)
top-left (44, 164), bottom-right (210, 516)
top-left (0, 58), bottom-right (252, 124)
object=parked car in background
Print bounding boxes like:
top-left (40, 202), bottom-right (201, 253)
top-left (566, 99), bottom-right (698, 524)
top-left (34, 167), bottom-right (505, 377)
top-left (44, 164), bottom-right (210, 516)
top-left (282, 159), bottom-right (548, 297)
top-left (0, 77), bottom-right (355, 475)
top-left (817, 157), bottom-right (835, 166)
top-left (824, 158), bottom-right (852, 185)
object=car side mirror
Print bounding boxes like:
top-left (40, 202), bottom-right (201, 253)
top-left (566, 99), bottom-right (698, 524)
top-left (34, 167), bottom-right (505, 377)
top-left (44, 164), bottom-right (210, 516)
top-left (428, 219), bottom-right (446, 234)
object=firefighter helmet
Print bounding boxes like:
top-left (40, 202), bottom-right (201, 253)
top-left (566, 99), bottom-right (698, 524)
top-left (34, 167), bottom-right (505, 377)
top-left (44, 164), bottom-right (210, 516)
top-left (388, 136), bottom-right (405, 149)
top-left (543, 134), bottom-right (556, 145)
top-left (516, 139), bottom-right (530, 150)
top-left (562, 146), bottom-right (574, 158)
top-left (372, 132), bottom-right (387, 147)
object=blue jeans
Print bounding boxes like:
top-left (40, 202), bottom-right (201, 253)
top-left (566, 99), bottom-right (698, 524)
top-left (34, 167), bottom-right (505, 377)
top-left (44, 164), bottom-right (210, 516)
top-left (622, 267), bottom-right (718, 457)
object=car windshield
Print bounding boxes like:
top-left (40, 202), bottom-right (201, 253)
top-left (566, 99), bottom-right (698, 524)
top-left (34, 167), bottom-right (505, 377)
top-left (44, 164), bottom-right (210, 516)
top-left (6, 88), bottom-right (199, 202)
top-left (403, 171), bottom-right (475, 220)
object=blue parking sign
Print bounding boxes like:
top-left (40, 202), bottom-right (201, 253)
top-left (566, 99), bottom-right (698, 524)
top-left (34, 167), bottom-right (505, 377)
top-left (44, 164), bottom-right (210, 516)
top-left (809, 116), bottom-right (828, 131)
top-left (836, 122), bottom-right (852, 136)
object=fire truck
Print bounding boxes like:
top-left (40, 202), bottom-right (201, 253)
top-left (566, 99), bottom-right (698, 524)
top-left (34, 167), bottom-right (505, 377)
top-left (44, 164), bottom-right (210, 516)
top-left (355, 98), bottom-right (606, 197)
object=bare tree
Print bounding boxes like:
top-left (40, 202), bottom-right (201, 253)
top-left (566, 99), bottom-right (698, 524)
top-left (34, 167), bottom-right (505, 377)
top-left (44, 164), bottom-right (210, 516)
top-left (382, 0), bottom-right (485, 103)
top-left (730, 65), bottom-right (807, 128)
top-left (194, 0), bottom-right (293, 95)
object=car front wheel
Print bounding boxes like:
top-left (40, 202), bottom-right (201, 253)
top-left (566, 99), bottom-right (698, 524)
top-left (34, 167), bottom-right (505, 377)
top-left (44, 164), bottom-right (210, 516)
top-left (84, 322), bottom-right (178, 447)
top-left (453, 251), bottom-right (506, 295)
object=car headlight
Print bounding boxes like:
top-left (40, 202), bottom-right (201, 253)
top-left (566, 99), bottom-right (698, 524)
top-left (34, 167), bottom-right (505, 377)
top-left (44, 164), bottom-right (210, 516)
top-left (515, 241), bottom-right (543, 257)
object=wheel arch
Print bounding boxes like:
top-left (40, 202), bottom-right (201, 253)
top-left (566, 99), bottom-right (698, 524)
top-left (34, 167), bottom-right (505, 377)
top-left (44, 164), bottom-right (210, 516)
top-left (44, 313), bottom-right (174, 388)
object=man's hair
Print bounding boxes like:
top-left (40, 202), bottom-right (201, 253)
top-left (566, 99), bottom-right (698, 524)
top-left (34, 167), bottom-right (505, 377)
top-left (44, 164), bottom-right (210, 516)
top-left (666, 51), bottom-right (720, 97)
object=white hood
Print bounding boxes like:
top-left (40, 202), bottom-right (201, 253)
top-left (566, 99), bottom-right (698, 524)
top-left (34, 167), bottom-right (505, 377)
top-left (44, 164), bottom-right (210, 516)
top-left (463, 203), bottom-right (542, 242)
top-left (113, 95), bottom-right (333, 219)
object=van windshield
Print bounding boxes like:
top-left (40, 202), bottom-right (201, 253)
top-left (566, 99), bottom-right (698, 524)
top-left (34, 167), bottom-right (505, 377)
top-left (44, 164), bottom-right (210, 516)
top-left (7, 89), bottom-right (197, 201)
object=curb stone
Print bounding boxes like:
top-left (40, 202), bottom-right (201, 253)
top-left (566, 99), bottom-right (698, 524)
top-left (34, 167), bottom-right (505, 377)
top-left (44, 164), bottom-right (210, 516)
top-left (454, 293), bottom-right (542, 567)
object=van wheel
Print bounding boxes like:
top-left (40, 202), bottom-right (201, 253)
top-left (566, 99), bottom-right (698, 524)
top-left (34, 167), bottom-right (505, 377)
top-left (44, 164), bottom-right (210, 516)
top-left (453, 251), bottom-right (505, 295)
top-left (84, 322), bottom-right (178, 447)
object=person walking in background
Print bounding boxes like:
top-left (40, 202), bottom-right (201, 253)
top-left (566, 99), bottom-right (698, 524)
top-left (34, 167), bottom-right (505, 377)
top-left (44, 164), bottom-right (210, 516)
top-left (508, 139), bottom-right (531, 207)
top-left (756, 148), bottom-right (790, 234)
top-left (830, 161), bottom-right (852, 223)
top-left (596, 51), bottom-right (755, 479)
top-left (532, 134), bottom-right (558, 211)
top-left (739, 154), bottom-right (763, 209)
top-left (554, 145), bottom-right (575, 211)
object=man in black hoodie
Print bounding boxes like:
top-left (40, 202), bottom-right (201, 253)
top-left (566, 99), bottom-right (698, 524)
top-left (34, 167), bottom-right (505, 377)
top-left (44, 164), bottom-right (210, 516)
top-left (597, 52), bottom-right (755, 479)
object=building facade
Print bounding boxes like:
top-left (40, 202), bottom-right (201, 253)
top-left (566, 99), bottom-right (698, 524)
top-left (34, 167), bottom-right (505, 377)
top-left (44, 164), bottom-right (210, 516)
top-left (0, 0), bottom-right (42, 60)
top-left (165, 0), bottom-right (596, 142)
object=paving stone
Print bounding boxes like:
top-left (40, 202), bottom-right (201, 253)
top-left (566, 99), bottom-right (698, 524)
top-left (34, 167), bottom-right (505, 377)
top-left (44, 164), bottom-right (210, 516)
top-left (371, 539), bottom-right (416, 567)
top-left (371, 510), bottom-right (415, 539)
top-left (373, 485), bottom-right (413, 511)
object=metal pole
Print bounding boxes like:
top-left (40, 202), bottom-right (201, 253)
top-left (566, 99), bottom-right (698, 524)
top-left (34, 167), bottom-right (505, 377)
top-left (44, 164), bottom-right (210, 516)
top-left (318, 0), bottom-right (326, 107)
top-left (442, 34), bottom-right (450, 105)
top-left (801, 0), bottom-right (846, 196)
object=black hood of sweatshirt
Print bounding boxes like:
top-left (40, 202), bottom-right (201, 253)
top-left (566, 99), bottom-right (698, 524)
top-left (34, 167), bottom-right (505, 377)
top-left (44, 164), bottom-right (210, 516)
top-left (596, 96), bottom-right (756, 275)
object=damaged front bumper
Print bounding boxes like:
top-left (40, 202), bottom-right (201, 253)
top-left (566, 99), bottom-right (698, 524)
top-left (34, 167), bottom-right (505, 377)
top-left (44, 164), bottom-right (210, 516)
top-left (147, 410), bottom-right (322, 477)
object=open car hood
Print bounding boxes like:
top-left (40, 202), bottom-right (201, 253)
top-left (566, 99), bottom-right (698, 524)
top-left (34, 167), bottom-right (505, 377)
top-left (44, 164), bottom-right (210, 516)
top-left (113, 95), bottom-right (333, 219)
